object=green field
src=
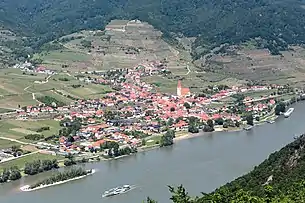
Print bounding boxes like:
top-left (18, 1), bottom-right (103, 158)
top-left (243, 89), bottom-right (276, 99)
top-left (0, 153), bottom-right (59, 170)
top-left (0, 120), bottom-right (60, 142)
top-left (0, 68), bottom-right (101, 108)
top-left (0, 108), bottom-right (14, 113)
top-left (142, 75), bottom-right (177, 94)
top-left (0, 69), bottom-right (46, 108)
top-left (37, 49), bottom-right (90, 63)
top-left (0, 139), bottom-right (20, 149)
top-left (145, 135), bottom-right (161, 146)
top-left (65, 84), bottom-right (113, 99)
top-left (0, 93), bottom-right (37, 108)
top-left (35, 90), bottom-right (74, 104)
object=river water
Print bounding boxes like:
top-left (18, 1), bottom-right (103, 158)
top-left (0, 103), bottom-right (305, 203)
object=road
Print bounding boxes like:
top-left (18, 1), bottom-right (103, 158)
top-left (0, 136), bottom-right (33, 145)
top-left (0, 136), bottom-right (47, 149)
top-left (181, 63), bottom-right (191, 76)
top-left (24, 74), bottom-right (53, 102)
top-left (0, 151), bottom-right (40, 164)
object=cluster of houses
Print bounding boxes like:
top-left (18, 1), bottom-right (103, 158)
top-left (12, 62), bottom-right (56, 75)
top-left (11, 60), bottom-right (285, 154)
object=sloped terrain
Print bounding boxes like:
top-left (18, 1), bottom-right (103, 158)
top-left (202, 46), bottom-right (305, 85)
top-left (1, 0), bottom-right (305, 57)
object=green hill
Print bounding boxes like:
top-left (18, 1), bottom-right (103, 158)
top-left (145, 134), bottom-right (305, 202)
top-left (1, 0), bottom-right (305, 57)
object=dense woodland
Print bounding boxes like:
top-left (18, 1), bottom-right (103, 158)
top-left (1, 0), bottom-right (305, 59)
top-left (144, 134), bottom-right (305, 202)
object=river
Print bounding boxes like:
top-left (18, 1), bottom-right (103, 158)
top-left (0, 103), bottom-right (304, 203)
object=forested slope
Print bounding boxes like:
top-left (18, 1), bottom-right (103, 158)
top-left (145, 134), bottom-right (305, 202)
top-left (1, 0), bottom-right (305, 57)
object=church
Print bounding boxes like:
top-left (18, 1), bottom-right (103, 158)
top-left (177, 80), bottom-right (191, 97)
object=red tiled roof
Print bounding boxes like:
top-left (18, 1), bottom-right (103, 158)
top-left (93, 140), bottom-right (105, 147)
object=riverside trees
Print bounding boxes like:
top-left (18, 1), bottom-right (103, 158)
top-left (30, 167), bottom-right (91, 189)
top-left (246, 114), bottom-right (254, 126)
top-left (0, 167), bottom-right (21, 183)
top-left (24, 159), bottom-right (59, 175)
top-left (160, 129), bottom-right (175, 147)
top-left (100, 141), bottom-right (137, 158)
top-left (275, 102), bottom-right (286, 115)
top-left (188, 116), bottom-right (200, 133)
top-left (0, 159), bottom-right (58, 183)
top-left (203, 119), bottom-right (214, 132)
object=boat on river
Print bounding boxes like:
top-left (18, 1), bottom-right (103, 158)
top-left (284, 108), bottom-right (294, 118)
top-left (243, 125), bottom-right (253, 131)
top-left (102, 184), bottom-right (134, 198)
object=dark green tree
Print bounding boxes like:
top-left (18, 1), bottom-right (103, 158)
top-left (183, 102), bottom-right (191, 109)
top-left (143, 197), bottom-right (158, 203)
top-left (246, 114), bottom-right (254, 126)
top-left (275, 102), bottom-right (286, 115)
top-left (203, 119), bottom-right (214, 132)
top-left (160, 129), bottom-right (175, 147)
top-left (169, 185), bottom-right (193, 203)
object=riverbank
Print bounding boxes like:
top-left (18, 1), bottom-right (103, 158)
top-left (20, 169), bottom-right (96, 192)
top-left (147, 113), bottom-right (281, 144)
top-left (102, 118), bottom-right (278, 161)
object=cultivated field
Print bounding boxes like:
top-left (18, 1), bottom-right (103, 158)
top-left (0, 68), bottom-right (113, 108)
top-left (203, 46), bottom-right (305, 87)
top-left (0, 119), bottom-right (60, 142)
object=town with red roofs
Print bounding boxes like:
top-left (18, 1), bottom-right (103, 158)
top-left (2, 59), bottom-right (302, 159)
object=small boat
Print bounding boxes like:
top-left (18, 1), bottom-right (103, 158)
top-left (267, 120), bottom-right (275, 124)
top-left (243, 126), bottom-right (253, 131)
top-left (102, 185), bottom-right (133, 198)
top-left (284, 108), bottom-right (294, 118)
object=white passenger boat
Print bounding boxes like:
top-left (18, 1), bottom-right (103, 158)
top-left (102, 184), bottom-right (134, 198)
top-left (284, 108), bottom-right (294, 118)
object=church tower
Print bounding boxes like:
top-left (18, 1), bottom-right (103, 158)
top-left (177, 80), bottom-right (182, 97)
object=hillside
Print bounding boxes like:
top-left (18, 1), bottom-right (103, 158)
top-left (0, 28), bottom-right (27, 67)
top-left (146, 134), bottom-right (305, 202)
top-left (31, 20), bottom-right (247, 94)
top-left (1, 0), bottom-right (305, 58)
